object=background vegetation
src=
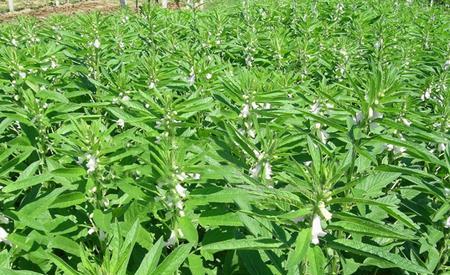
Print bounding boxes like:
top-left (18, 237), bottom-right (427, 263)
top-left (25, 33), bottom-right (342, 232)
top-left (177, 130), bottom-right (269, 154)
top-left (0, 0), bottom-right (449, 274)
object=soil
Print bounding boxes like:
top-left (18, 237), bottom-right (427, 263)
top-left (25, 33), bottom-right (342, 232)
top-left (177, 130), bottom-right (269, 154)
top-left (0, 1), bottom-right (121, 22)
top-left (0, 1), bottom-right (188, 23)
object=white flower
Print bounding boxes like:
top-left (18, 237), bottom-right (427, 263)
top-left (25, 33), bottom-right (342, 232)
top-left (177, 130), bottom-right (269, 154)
top-left (103, 198), bottom-right (110, 208)
top-left (116, 118), bottom-right (125, 129)
top-left (374, 39), bottom-right (383, 49)
top-left (176, 172), bottom-right (188, 181)
top-left (206, 73), bottom-right (212, 80)
top-left (401, 118), bottom-right (412, 127)
top-left (245, 56), bottom-right (253, 67)
top-left (76, 156), bottom-right (84, 165)
top-left (264, 162), bottom-right (272, 180)
top-left (248, 129), bottom-right (256, 138)
top-left (240, 104), bottom-right (250, 118)
top-left (149, 82), bottom-right (156, 89)
top-left (19, 71), bottom-right (27, 79)
top-left (421, 88), bottom-right (431, 101)
top-left (11, 39), bottom-right (18, 47)
top-left (368, 107), bottom-right (383, 120)
top-left (314, 122), bottom-right (321, 129)
top-left (0, 215), bottom-right (8, 224)
top-left (318, 202), bottom-right (332, 221)
top-left (311, 215), bottom-right (327, 245)
top-left (99, 230), bottom-right (106, 241)
top-left (445, 216), bottom-right (450, 229)
top-left (250, 163), bottom-right (262, 178)
top-left (175, 183), bottom-right (187, 198)
top-left (122, 95), bottom-right (130, 101)
top-left (292, 216), bottom-right (305, 223)
top-left (354, 111), bottom-right (363, 124)
top-left (393, 146), bottom-right (406, 154)
top-left (0, 227), bottom-right (11, 246)
top-left (251, 102), bottom-right (259, 110)
top-left (386, 144), bottom-right (394, 151)
top-left (438, 143), bottom-right (446, 152)
top-left (188, 74), bottom-right (196, 86)
top-left (86, 155), bottom-right (98, 174)
top-left (311, 102), bottom-right (320, 114)
top-left (51, 60), bottom-right (58, 69)
top-left (93, 39), bottom-right (101, 49)
top-left (444, 60), bottom-right (450, 70)
top-left (177, 228), bottom-right (184, 238)
top-left (319, 130), bottom-right (329, 144)
top-left (166, 230), bottom-right (177, 247)
top-left (88, 227), bottom-right (96, 235)
top-left (176, 200), bottom-right (184, 210)
top-left (254, 150), bottom-right (264, 160)
top-left (192, 173), bottom-right (201, 180)
top-left (444, 188), bottom-right (450, 197)
top-left (368, 107), bottom-right (374, 119)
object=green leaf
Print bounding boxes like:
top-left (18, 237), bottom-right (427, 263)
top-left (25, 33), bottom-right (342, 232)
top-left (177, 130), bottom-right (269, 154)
top-left (0, 267), bottom-right (43, 275)
top-left (329, 220), bottom-right (413, 239)
top-left (328, 239), bottom-right (431, 274)
top-left (330, 213), bottom-right (415, 240)
top-left (113, 220), bottom-right (140, 274)
top-left (375, 136), bottom-right (445, 166)
top-left (306, 246), bottom-right (325, 275)
top-left (50, 167), bottom-right (86, 177)
top-left (238, 250), bottom-right (273, 275)
top-left (380, 206), bottom-right (420, 230)
top-left (92, 209), bottom-right (112, 233)
top-left (2, 174), bottom-right (52, 193)
top-left (49, 235), bottom-right (81, 257)
top-left (136, 237), bottom-right (165, 275)
top-left (151, 244), bottom-right (193, 275)
top-left (201, 238), bottom-right (285, 253)
top-left (199, 212), bottom-right (243, 227)
top-left (287, 229), bottom-right (311, 275)
top-left (355, 172), bottom-right (401, 198)
top-left (188, 187), bottom-right (255, 206)
top-left (188, 254), bottom-right (205, 275)
top-left (47, 253), bottom-right (80, 275)
top-left (51, 192), bottom-right (85, 209)
top-left (36, 90), bottom-right (70, 103)
top-left (179, 216), bottom-right (199, 244)
top-left (328, 197), bottom-right (391, 207)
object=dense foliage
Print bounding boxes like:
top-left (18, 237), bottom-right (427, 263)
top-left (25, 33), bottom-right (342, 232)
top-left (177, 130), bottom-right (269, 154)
top-left (0, 0), bottom-right (449, 274)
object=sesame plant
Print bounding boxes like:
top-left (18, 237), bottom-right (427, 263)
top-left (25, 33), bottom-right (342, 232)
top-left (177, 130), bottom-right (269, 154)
top-left (0, 0), bottom-right (449, 274)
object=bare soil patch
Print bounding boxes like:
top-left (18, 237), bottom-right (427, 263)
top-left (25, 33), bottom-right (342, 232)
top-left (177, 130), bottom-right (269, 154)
top-left (0, 1), bottom-right (120, 22)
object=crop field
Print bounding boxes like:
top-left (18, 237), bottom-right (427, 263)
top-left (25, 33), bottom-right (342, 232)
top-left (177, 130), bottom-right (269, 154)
top-left (0, 0), bottom-right (449, 274)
